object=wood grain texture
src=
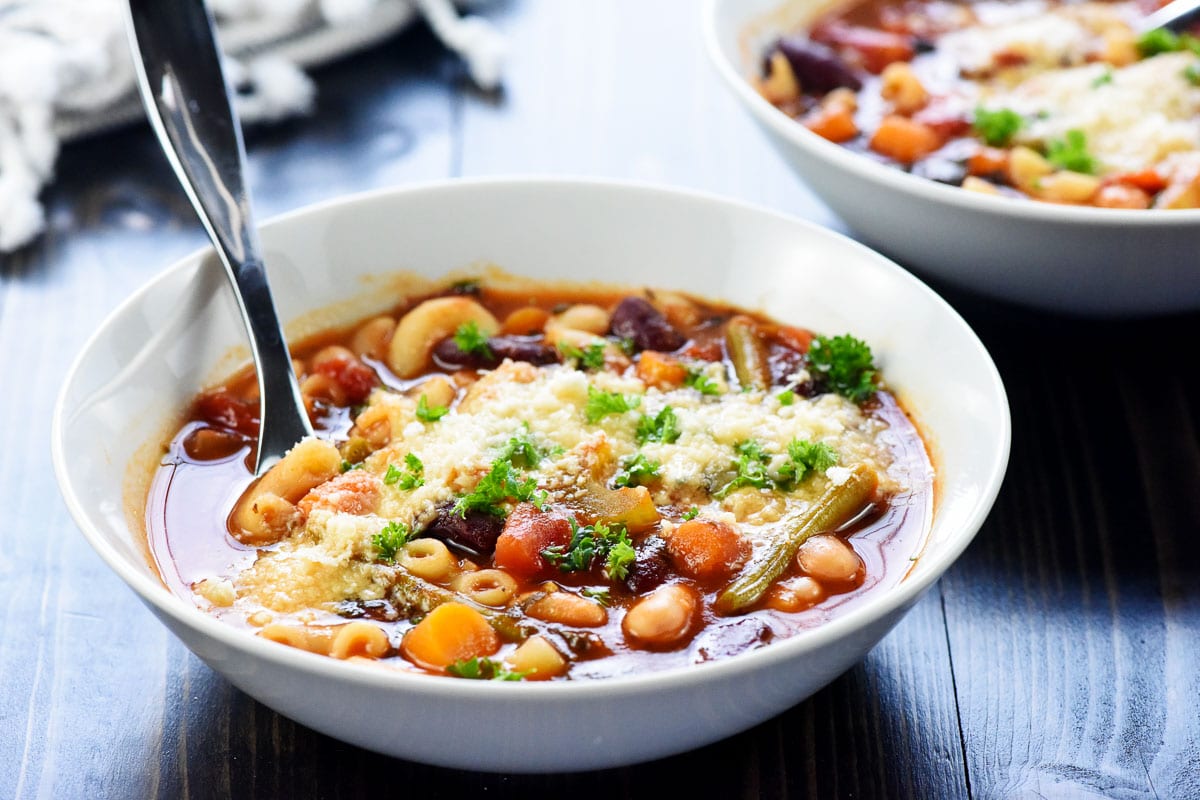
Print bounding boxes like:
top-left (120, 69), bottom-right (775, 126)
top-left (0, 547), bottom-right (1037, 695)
top-left (3, 1), bottom-right (1200, 798)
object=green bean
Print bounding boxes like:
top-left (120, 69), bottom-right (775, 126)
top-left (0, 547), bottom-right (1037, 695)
top-left (389, 567), bottom-right (530, 642)
top-left (726, 315), bottom-right (772, 391)
top-left (714, 463), bottom-right (878, 615)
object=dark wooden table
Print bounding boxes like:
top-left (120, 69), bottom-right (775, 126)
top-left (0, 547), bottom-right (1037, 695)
top-left (3, 2), bottom-right (1198, 797)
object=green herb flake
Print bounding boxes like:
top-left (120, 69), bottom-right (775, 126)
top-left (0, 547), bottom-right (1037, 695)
top-left (972, 107), bottom-right (1023, 147)
top-left (808, 334), bottom-right (877, 403)
top-left (684, 368), bottom-right (721, 396)
top-left (1045, 129), bottom-right (1098, 175)
top-left (682, 506), bottom-right (700, 521)
top-left (560, 341), bottom-right (607, 371)
top-left (453, 458), bottom-right (545, 518)
top-left (453, 320), bottom-right (493, 358)
top-left (714, 440), bottom-right (775, 499)
top-left (1136, 28), bottom-right (1200, 57)
top-left (775, 439), bottom-right (838, 489)
top-left (497, 424), bottom-right (560, 468)
top-left (372, 521), bottom-right (413, 563)
top-left (635, 405), bottom-right (681, 445)
top-left (776, 389), bottom-right (795, 406)
top-left (580, 586), bottom-right (612, 606)
top-left (542, 519), bottom-right (634, 580)
top-left (617, 337), bottom-right (637, 356)
top-left (1091, 67), bottom-right (1113, 88)
top-left (1184, 62), bottom-right (1200, 86)
top-left (416, 393), bottom-right (450, 423)
top-left (584, 385), bottom-right (641, 423)
top-left (613, 453), bottom-right (661, 488)
top-left (445, 657), bottom-right (526, 681)
top-left (384, 453), bottom-right (425, 490)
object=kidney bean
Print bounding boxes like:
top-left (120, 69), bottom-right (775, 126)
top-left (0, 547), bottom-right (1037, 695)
top-left (609, 297), bottom-right (685, 352)
top-left (775, 36), bottom-right (862, 93)
top-left (432, 335), bottom-right (560, 370)
top-left (424, 505), bottom-right (504, 555)
top-left (625, 535), bottom-right (670, 593)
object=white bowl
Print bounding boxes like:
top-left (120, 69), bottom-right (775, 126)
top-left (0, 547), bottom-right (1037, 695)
top-left (704, 0), bottom-right (1200, 316)
top-left (52, 178), bottom-right (1009, 772)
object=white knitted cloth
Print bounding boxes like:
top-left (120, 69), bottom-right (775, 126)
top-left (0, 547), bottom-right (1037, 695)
top-left (0, 0), bottom-right (505, 252)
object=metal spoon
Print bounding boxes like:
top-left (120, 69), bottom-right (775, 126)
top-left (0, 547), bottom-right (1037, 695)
top-left (125, 0), bottom-right (312, 474)
top-left (1140, 0), bottom-right (1200, 33)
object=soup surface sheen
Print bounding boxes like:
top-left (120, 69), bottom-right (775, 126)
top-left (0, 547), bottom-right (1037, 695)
top-left (146, 275), bottom-right (933, 681)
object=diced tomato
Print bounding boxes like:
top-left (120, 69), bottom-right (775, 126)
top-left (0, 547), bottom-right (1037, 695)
top-left (1104, 169), bottom-right (1167, 195)
top-left (912, 103), bottom-right (972, 139)
top-left (313, 350), bottom-right (379, 404)
top-left (811, 22), bottom-right (915, 74)
top-left (193, 388), bottom-right (259, 437)
top-left (772, 325), bottom-right (814, 354)
top-left (869, 115), bottom-right (942, 163)
top-left (967, 146), bottom-right (1009, 177)
top-left (493, 503), bottom-right (572, 577)
top-left (804, 104), bottom-right (859, 143)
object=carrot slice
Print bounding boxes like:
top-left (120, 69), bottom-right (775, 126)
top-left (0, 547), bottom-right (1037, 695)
top-left (869, 115), bottom-right (942, 163)
top-left (400, 602), bottom-right (500, 671)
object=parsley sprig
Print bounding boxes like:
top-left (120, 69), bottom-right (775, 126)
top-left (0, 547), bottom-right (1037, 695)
top-left (635, 405), bottom-right (681, 445)
top-left (613, 453), bottom-right (661, 488)
top-left (383, 453), bottom-right (425, 490)
top-left (972, 107), bottom-right (1023, 147)
top-left (542, 519), bottom-right (636, 580)
top-left (714, 440), bottom-right (775, 499)
top-left (584, 385), bottom-right (641, 423)
top-left (416, 394), bottom-right (450, 422)
top-left (776, 439), bottom-right (838, 489)
top-left (445, 657), bottom-right (526, 681)
top-left (497, 425), bottom-right (561, 468)
top-left (560, 341), bottom-right (607, 370)
top-left (453, 458), bottom-right (546, 517)
top-left (453, 320), bottom-right (493, 358)
top-left (684, 367), bottom-right (721, 396)
top-left (1137, 27), bottom-right (1200, 58)
top-left (1045, 129), bottom-right (1097, 175)
top-left (372, 521), bottom-right (413, 563)
top-left (808, 334), bottom-right (877, 402)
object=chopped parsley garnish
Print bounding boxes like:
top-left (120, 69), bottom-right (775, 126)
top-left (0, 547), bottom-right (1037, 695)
top-left (542, 519), bottom-right (635, 580)
top-left (635, 405), bottom-right (681, 445)
top-left (497, 427), bottom-right (559, 468)
top-left (581, 586), bottom-right (612, 606)
top-left (616, 336), bottom-right (637, 356)
top-left (613, 453), bottom-right (661, 488)
top-left (714, 440), bottom-right (775, 499)
top-left (384, 453), bottom-right (424, 490)
top-left (1185, 62), bottom-right (1200, 86)
top-left (340, 459), bottom-right (364, 473)
top-left (584, 385), bottom-right (641, 423)
top-left (1045, 129), bottom-right (1097, 175)
top-left (776, 389), bottom-right (795, 406)
top-left (445, 657), bottom-right (526, 681)
top-left (372, 521), bottom-right (413, 563)
top-left (560, 341), bottom-right (607, 370)
top-left (453, 320), bottom-right (493, 358)
top-left (1137, 28), bottom-right (1200, 57)
top-left (775, 439), bottom-right (838, 489)
top-left (416, 393), bottom-right (449, 422)
top-left (972, 107), bottom-right (1023, 147)
top-left (684, 368), bottom-right (721, 396)
top-left (807, 334), bottom-right (877, 403)
top-left (682, 506), bottom-right (700, 521)
top-left (1091, 67), bottom-right (1113, 88)
top-left (453, 458), bottom-right (545, 517)
top-left (449, 279), bottom-right (482, 295)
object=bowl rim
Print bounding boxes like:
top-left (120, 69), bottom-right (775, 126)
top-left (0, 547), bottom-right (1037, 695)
top-left (51, 175), bottom-right (1011, 699)
top-left (701, 0), bottom-right (1200, 228)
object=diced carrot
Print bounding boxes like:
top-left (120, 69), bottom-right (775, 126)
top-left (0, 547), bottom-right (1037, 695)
top-left (665, 519), bottom-right (750, 582)
top-left (399, 602), bottom-right (500, 671)
top-left (297, 469), bottom-right (382, 517)
top-left (1105, 169), bottom-right (1167, 195)
top-left (1093, 184), bottom-right (1152, 209)
top-left (636, 350), bottom-right (688, 389)
top-left (494, 503), bottom-right (572, 577)
top-left (811, 22), bottom-right (915, 73)
top-left (967, 146), bottom-right (1009, 177)
top-left (804, 104), bottom-right (859, 143)
top-left (869, 115), bottom-right (942, 163)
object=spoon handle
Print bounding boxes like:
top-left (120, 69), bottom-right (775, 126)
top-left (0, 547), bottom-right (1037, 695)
top-left (125, 0), bottom-right (312, 473)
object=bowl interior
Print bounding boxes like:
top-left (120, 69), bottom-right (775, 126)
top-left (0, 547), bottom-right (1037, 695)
top-left (53, 179), bottom-right (1009, 767)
